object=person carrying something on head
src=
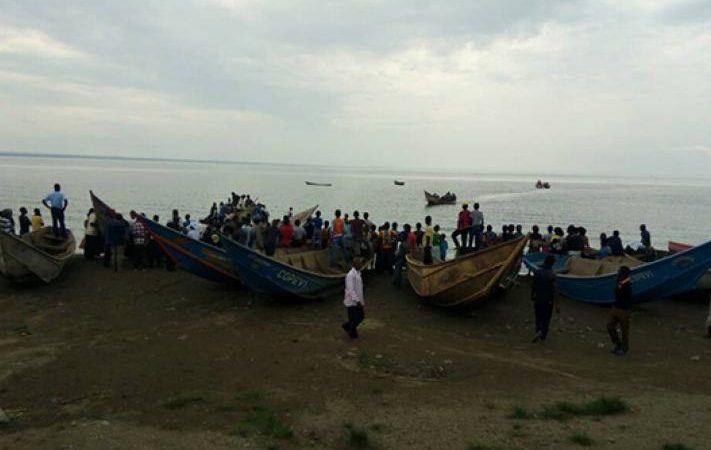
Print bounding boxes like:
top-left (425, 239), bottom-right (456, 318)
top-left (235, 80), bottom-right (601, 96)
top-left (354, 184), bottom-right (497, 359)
top-left (42, 183), bottom-right (69, 239)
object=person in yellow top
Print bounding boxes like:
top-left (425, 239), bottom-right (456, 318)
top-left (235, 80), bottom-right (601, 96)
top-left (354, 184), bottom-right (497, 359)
top-left (31, 208), bottom-right (44, 232)
top-left (423, 215), bottom-right (434, 265)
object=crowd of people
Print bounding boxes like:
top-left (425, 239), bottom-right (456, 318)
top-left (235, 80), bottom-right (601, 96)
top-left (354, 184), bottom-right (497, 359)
top-left (2, 183), bottom-right (709, 347)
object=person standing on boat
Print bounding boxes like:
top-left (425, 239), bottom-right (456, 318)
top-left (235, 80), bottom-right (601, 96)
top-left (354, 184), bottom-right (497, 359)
top-left (608, 266), bottom-right (632, 355)
top-left (608, 230), bottom-right (624, 256)
top-left (470, 202), bottom-right (484, 250)
top-left (451, 203), bottom-right (471, 249)
top-left (639, 224), bottom-right (651, 248)
top-left (423, 215), bottom-right (434, 265)
top-left (42, 183), bottom-right (68, 239)
top-left (531, 255), bottom-right (558, 343)
top-left (342, 257), bottom-right (365, 339)
top-left (311, 211), bottom-right (323, 248)
top-left (18, 207), bottom-right (31, 235)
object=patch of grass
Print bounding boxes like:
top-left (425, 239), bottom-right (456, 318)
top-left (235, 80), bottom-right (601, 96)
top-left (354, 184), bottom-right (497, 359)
top-left (569, 432), bottom-right (594, 446)
top-left (162, 395), bottom-right (204, 410)
top-left (242, 404), bottom-right (293, 440)
top-left (541, 396), bottom-right (629, 421)
top-left (344, 424), bottom-right (371, 448)
top-left (663, 444), bottom-right (694, 450)
top-left (230, 389), bottom-right (293, 441)
top-left (507, 406), bottom-right (531, 419)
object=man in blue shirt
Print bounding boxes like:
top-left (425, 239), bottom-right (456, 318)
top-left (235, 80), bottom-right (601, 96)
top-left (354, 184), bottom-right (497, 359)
top-left (42, 183), bottom-right (69, 238)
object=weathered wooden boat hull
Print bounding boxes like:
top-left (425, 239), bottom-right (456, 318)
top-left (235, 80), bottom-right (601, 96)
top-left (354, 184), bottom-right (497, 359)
top-left (305, 182), bottom-right (332, 187)
top-left (0, 228), bottom-right (76, 282)
top-left (138, 216), bottom-right (239, 284)
top-left (523, 241), bottom-right (711, 304)
top-left (222, 237), bottom-right (354, 299)
top-left (406, 237), bottom-right (528, 307)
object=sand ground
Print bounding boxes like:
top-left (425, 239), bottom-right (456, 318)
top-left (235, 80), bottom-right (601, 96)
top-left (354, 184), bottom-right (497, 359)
top-left (0, 257), bottom-right (709, 450)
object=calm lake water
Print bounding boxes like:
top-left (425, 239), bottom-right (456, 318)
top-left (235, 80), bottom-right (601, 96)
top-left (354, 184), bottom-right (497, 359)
top-left (1, 155), bottom-right (711, 249)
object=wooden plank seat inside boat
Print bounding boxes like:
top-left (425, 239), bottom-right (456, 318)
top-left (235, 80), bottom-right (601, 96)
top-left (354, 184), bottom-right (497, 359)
top-left (560, 255), bottom-right (643, 276)
top-left (275, 249), bottom-right (348, 275)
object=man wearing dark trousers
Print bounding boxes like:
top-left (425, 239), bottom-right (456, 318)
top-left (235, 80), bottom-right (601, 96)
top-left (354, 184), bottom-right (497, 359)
top-left (531, 255), bottom-right (558, 343)
top-left (342, 258), bottom-right (365, 339)
top-left (42, 183), bottom-right (69, 238)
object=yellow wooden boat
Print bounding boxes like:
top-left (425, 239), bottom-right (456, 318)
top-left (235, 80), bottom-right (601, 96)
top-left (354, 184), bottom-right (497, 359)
top-left (0, 228), bottom-right (76, 282)
top-left (406, 237), bottom-right (527, 307)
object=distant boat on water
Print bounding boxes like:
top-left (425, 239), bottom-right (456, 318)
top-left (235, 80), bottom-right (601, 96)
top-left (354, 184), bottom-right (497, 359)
top-left (394, 180), bottom-right (405, 186)
top-left (425, 190), bottom-right (457, 206)
top-left (305, 181), bottom-right (332, 187)
top-left (535, 180), bottom-right (551, 189)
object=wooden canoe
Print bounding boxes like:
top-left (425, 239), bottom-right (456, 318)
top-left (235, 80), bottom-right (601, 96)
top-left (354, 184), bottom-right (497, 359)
top-left (668, 241), bottom-right (691, 253)
top-left (90, 190), bottom-right (117, 237)
top-left (0, 228), bottom-right (76, 282)
top-left (424, 190), bottom-right (457, 206)
top-left (406, 236), bottom-right (528, 307)
top-left (222, 237), bottom-right (371, 299)
top-left (394, 180), bottom-right (405, 186)
top-left (305, 181), bottom-right (332, 187)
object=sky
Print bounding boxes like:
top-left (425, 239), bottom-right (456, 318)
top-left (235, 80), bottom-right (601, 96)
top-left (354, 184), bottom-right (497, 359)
top-left (0, 0), bottom-right (710, 176)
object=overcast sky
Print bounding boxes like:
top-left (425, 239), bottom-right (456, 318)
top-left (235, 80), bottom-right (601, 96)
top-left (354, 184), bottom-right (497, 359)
top-left (1, 1), bottom-right (710, 176)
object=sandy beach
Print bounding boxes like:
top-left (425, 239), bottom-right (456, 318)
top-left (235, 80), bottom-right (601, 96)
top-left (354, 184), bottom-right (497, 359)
top-left (0, 258), bottom-right (709, 450)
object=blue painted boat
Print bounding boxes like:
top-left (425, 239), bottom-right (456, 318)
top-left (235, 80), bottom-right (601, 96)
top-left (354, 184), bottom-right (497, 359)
top-left (523, 241), bottom-right (711, 304)
top-left (222, 236), bottom-right (355, 299)
top-left (137, 215), bottom-right (240, 284)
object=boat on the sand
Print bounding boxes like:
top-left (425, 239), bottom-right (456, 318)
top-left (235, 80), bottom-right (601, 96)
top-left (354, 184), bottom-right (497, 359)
top-left (0, 228), bottom-right (76, 282)
top-left (138, 215), bottom-right (240, 283)
top-left (305, 181), bottom-right (332, 187)
top-left (406, 237), bottom-right (528, 307)
top-left (222, 237), bottom-right (370, 299)
top-left (424, 191), bottom-right (457, 206)
top-left (523, 241), bottom-right (711, 304)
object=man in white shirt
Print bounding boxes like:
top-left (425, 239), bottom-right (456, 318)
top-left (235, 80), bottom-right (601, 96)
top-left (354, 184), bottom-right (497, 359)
top-left (342, 257), bottom-right (365, 339)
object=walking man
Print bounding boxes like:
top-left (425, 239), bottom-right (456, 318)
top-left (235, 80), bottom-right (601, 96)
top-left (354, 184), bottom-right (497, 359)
top-left (608, 266), bottom-right (632, 355)
top-left (342, 257), bottom-right (365, 339)
top-left (531, 255), bottom-right (558, 343)
top-left (42, 183), bottom-right (69, 238)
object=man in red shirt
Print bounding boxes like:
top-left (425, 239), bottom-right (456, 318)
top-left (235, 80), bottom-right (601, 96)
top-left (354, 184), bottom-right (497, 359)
top-left (451, 203), bottom-right (472, 249)
top-left (350, 210), bottom-right (365, 256)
